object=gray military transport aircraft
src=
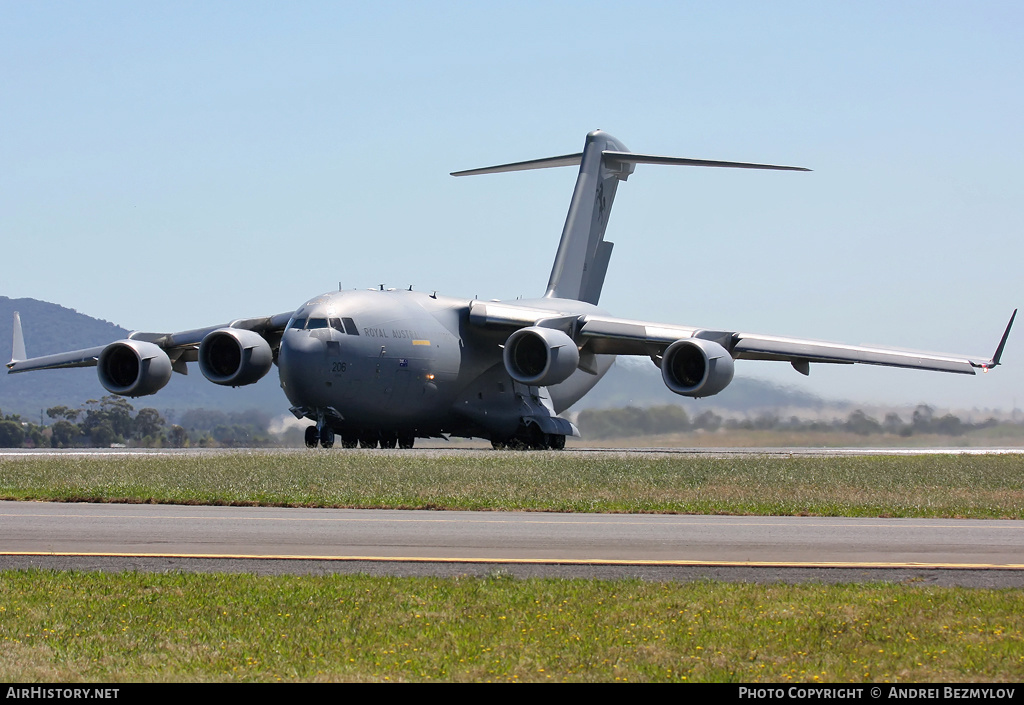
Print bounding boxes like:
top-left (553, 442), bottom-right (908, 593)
top-left (7, 131), bottom-right (1017, 450)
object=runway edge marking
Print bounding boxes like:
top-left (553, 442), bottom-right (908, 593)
top-left (3, 551), bottom-right (1024, 570)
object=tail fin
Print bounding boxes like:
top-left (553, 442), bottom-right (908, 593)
top-left (452, 130), bottom-right (809, 304)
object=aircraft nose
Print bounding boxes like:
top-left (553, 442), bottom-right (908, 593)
top-left (278, 327), bottom-right (330, 401)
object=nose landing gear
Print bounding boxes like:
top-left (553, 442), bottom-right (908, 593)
top-left (320, 427), bottom-right (335, 448)
top-left (304, 425), bottom-right (319, 448)
top-left (304, 424), bottom-right (336, 448)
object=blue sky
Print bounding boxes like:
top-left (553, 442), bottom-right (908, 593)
top-left (3, 1), bottom-right (1021, 410)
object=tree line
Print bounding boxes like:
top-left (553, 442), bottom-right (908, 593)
top-left (2, 398), bottom-right (1018, 447)
top-left (576, 404), bottom-right (1013, 439)
top-left (0, 396), bottom-right (280, 448)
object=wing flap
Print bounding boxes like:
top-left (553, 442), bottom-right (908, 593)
top-left (468, 301), bottom-right (559, 328)
top-left (467, 301), bottom-right (702, 356)
top-left (128, 313), bottom-right (295, 349)
top-left (578, 315), bottom-right (699, 355)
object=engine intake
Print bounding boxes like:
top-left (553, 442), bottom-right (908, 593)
top-left (97, 340), bottom-right (173, 397)
top-left (661, 338), bottom-right (735, 398)
top-left (503, 326), bottom-right (580, 387)
top-left (199, 328), bottom-right (273, 386)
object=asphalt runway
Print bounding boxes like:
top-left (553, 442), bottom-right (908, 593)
top-left (2, 500), bottom-right (1022, 586)
top-left (2, 446), bottom-right (1024, 459)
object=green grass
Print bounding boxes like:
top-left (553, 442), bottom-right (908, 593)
top-left (1, 451), bottom-right (1022, 518)
top-left (572, 427), bottom-right (1024, 448)
top-left (3, 452), bottom-right (1022, 682)
top-left (2, 570), bottom-right (1022, 682)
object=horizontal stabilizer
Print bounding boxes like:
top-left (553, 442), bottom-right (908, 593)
top-left (451, 151), bottom-right (810, 177)
top-left (602, 151), bottom-right (810, 172)
top-left (451, 153), bottom-right (582, 177)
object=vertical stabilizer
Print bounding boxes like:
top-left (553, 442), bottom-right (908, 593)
top-left (544, 130), bottom-right (632, 304)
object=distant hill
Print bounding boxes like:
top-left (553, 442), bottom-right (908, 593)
top-left (1, 296), bottom-right (833, 422)
top-left (571, 357), bottom-right (836, 413)
top-left (0, 297), bottom-right (288, 420)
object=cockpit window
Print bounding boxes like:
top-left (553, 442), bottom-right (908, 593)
top-left (290, 316), bottom-right (353, 333)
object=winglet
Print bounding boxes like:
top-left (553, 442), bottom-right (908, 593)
top-left (979, 308), bottom-right (1016, 370)
top-left (8, 311), bottom-right (26, 369)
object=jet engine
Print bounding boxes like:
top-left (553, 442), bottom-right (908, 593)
top-left (503, 326), bottom-right (580, 386)
top-left (97, 340), bottom-right (173, 397)
top-left (660, 338), bottom-right (735, 398)
top-left (198, 328), bottom-right (274, 386)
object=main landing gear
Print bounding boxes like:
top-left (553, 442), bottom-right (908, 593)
top-left (305, 426), bottom-right (415, 450)
top-left (491, 428), bottom-right (566, 451)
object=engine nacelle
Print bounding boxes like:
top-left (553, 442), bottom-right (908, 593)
top-left (199, 328), bottom-right (274, 386)
top-left (503, 326), bottom-right (580, 387)
top-left (661, 338), bottom-right (735, 398)
top-left (97, 340), bottom-right (173, 397)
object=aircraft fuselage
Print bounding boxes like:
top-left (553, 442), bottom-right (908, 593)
top-left (277, 289), bottom-right (613, 441)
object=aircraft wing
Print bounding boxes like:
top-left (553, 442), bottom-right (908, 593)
top-left (728, 332), bottom-right (987, 374)
top-left (6, 344), bottom-right (110, 373)
top-left (469, 301), bottom-right (1016, 376)
top-left (7, 312), bottom-right (295, 374)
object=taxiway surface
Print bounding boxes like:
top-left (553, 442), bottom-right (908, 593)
top-left (2, 500), bottom-right (1021, 586)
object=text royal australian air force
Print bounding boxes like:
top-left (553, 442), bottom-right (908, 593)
top-left (361, 327), bottom-right (424, 341)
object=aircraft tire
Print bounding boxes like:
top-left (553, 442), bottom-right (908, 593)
top-left (320, 428), bottom-right (335, 449)
top-left (398, 434), bottom-right (415, 449)
top-left (548, 434), bottom-right (566, 450)
top-left (379, 432), bottom-right (398, 449)
top-left (526, 424), bottom-right (549, 450)
top-left (304, 426), bottom-right (319, 449)
top-left (490, 439), bottom-right (508, 450)
top-left (359, 433), bottom-right (379, 449)
top-left (341, 433), bottom-right (359, 449)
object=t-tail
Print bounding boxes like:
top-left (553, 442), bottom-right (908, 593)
top-left (452, 130), bottom-right (809, 304)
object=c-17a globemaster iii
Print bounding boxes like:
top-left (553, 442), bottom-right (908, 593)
top-left (7, 131), bottom-right (1017, 449)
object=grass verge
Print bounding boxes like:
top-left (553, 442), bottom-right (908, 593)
top-left (1, 451), bottom-right (1022, 518)
top-left (2, 569), bottom-right (1022, 682)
